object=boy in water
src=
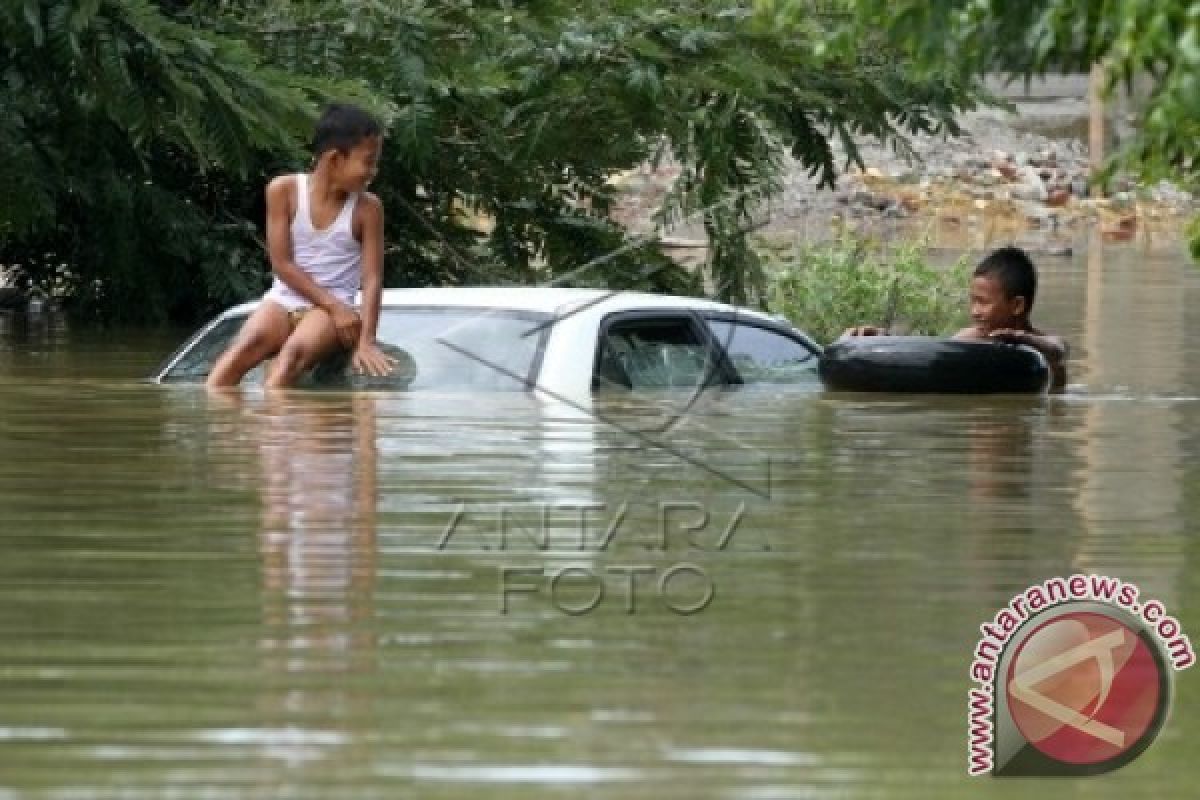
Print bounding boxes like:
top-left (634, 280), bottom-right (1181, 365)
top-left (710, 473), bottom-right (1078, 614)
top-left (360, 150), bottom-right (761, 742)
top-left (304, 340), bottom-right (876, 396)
top-left (208, 103), bottom-right (395, 389)
top-left (845, 246), bottom-right (1068, 390)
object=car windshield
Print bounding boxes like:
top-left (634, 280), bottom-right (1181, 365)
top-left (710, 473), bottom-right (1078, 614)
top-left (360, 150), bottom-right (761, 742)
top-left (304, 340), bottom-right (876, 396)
top-left (158, 306), bottom-right (551, 391)
top-left (371, 307), bottom-right (549, 391)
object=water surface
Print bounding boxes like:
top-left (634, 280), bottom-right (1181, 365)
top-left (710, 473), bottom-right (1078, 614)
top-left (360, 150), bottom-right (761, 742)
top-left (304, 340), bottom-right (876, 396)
top-left (0, 240), bottom-right (1197, 798)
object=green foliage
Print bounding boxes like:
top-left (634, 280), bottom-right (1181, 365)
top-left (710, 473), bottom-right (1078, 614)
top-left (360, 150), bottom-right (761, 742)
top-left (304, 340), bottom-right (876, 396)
top-left (1189, 214), bottom-right (1200, 262)
top-left (1, 0), bottom-right (986, 321)
top-left (764, 234), bottom-right (969, 344)
top-left (219, 0), bottom-right (983, 306)
top-left (0, 0), bottom-right (348, 320)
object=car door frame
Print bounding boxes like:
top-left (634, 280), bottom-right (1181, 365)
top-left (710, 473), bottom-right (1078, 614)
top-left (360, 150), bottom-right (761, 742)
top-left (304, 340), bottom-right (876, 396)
top-left (591, 308), bottom-right (740, 391)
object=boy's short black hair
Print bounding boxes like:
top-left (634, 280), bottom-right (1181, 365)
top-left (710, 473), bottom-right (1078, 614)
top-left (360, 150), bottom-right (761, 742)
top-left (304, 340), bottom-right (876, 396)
top-left (974, 246), bottom-right (1037, 311)
top-left (312, 103), bottom-right (382, 156)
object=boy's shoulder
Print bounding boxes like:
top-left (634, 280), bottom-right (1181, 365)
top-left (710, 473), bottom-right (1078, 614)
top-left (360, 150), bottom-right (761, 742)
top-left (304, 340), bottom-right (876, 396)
top-left (265, 173), bottom-right (301, 205)
top-left (354, 191), bottom-right (383, 223)
top-left (266, 173), bottom-right (301, 190)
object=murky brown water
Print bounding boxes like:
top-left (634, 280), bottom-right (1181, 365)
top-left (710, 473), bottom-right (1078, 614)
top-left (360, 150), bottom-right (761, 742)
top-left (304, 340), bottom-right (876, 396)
top-left (0, 238), bottom-right (1197, 797)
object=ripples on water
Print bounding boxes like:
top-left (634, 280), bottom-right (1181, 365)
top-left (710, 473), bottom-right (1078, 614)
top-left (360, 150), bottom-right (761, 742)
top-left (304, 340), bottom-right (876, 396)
top-left (0, 244), bottom-right (1196, 798)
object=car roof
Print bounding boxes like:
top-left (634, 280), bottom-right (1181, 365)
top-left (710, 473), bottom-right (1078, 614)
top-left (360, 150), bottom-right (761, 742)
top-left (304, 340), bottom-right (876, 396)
top-left (223, 286), bottom-right (787, 326)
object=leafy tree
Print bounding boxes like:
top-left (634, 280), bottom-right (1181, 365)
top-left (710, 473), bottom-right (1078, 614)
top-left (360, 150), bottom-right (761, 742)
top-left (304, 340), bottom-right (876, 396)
top-left (207, 0), bottom-right (984, 305)
top-left (2, 0), bottom-right (985, 320)
top-left (0, 0), bottom-right (342, 319)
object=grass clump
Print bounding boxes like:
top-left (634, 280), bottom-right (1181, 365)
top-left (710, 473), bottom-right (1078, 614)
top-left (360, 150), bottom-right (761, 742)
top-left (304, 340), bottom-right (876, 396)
top-left (763, 234), bottom-right (969, 345)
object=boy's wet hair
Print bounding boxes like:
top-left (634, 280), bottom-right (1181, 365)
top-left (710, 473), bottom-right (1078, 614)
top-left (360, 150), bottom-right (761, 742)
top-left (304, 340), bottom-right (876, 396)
top-left (312, 103), bottom-right (382, 156)
top-left (974, 246), bottom-right (1037, 312)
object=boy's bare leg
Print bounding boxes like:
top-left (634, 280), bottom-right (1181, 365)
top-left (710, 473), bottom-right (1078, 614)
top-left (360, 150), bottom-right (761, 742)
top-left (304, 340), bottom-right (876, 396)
top-left (207, 302), bottom-right (291, 388)
top-left (264, 309), bottom-right (343, 389)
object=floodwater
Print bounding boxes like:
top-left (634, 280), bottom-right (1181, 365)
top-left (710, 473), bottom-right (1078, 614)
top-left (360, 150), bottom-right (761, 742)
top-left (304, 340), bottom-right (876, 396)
top-left (0, 236), bottom-right (1196, 798)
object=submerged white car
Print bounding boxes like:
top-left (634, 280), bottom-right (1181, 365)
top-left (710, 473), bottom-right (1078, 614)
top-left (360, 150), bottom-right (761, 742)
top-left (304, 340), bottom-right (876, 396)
top-left (153, 287), bottom-right (821, 398)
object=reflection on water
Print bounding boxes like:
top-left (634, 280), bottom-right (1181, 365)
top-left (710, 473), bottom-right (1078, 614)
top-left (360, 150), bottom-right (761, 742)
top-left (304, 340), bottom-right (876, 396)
top-left (0, 241), bottom-right (1196, 797)
top-left (1075, 229), bottom-right (1190, 610)
top-left (251, 393), bottom-right (380, 770)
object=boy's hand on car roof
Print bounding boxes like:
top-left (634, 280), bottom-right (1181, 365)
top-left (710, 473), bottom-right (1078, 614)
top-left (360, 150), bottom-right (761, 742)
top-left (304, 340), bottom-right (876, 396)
top-left (842, 325), bottom-right (888, 338)
top-left (352, 341), bottom-right (398, 377)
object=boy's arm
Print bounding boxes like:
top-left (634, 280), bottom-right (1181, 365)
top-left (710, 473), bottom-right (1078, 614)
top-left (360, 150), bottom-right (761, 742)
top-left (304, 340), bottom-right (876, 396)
top-left (988, 328), bottom-right (1068, 390)
top-left (350, 194), bottom-right (395, 376)
top-left (356, 194), bottom-right (384, 344)
top-left (265, 177), bottom-right (360, 345)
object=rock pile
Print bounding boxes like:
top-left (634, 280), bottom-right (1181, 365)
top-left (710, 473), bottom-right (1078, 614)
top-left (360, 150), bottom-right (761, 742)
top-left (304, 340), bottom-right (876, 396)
top-left (611, 110), bottom-right (1195, 253)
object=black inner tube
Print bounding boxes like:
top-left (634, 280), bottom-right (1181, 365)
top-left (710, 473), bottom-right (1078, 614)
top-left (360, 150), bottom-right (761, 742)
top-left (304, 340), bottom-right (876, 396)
top-left (818, 336), bottom-right (1050, 394)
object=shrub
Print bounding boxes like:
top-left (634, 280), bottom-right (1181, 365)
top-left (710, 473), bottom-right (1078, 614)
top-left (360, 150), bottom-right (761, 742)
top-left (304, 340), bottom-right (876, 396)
top-left (763, 234), bottom-right (969, 344)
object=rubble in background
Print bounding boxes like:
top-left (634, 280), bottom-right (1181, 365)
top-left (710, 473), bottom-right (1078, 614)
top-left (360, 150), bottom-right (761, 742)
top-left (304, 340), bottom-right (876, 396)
top-left (611, 110), bottom-right (1195, 255)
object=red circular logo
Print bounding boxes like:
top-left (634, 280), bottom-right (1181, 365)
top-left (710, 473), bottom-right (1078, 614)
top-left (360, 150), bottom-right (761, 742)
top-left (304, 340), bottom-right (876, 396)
top-left (1005, 612), bottom-right (1165, 766)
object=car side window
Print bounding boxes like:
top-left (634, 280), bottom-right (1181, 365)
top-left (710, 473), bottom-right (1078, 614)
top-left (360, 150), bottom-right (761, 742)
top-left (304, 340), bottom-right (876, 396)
top-left (706, 319), bottom-right (818, 384)
top-left (595, 316), bottom-right (720, 390)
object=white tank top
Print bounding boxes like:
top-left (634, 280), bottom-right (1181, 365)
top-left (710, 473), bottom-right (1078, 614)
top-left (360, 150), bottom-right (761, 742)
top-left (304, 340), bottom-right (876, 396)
top-left (264, 173), bottom-right (362, 310)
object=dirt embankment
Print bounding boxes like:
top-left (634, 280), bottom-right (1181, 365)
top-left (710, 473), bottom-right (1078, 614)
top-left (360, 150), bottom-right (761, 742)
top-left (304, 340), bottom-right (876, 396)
top-left (612, 109), bottom-right (1195, 257)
